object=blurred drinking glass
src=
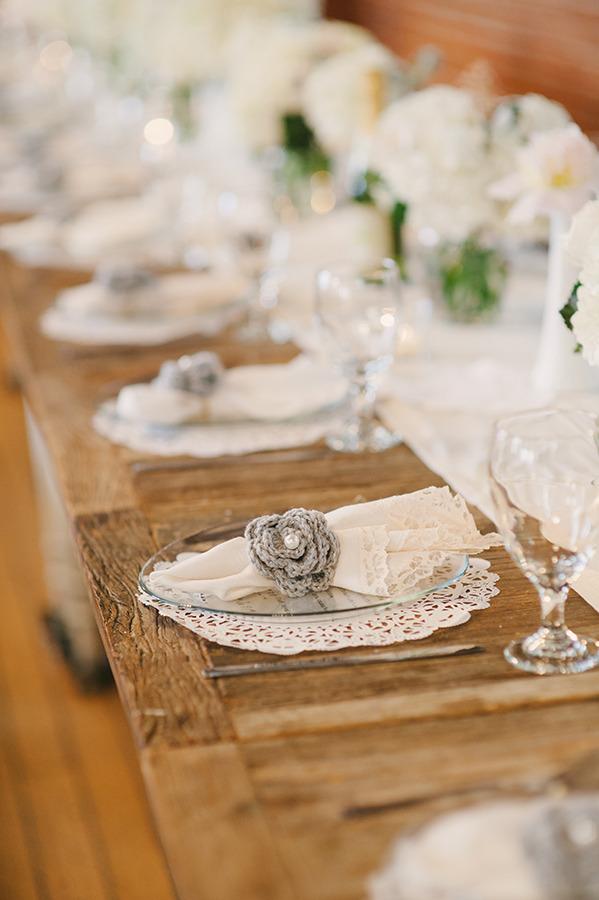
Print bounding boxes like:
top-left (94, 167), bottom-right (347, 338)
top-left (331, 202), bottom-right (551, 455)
top-left (490, 408), bottom-right (599, 674)
top-left (316, 258), bottom-right (401, 453)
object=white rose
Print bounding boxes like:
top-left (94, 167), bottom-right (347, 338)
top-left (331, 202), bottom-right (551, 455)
top-left (302, 42), bottom-right (404, 156)
top-left (572, 282), bottom-right (599, 366)
top-left (565, 199), bottom-right (599, 269)
top-left (491, 94), bottom-right (570, 147)
top-left (228, 18), bottom-right (371, 151)
top-left (490, 124), bottom-right (599, 223)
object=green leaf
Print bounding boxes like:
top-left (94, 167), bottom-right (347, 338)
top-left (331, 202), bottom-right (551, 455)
top-left (351, 169), bottom-right (384, 204)
top-left (438, 238), bottom-right (508, 322)
top-left (559, 281), bottom-right (581, 332)
top-left (280, 113), bottom-right (330, 177)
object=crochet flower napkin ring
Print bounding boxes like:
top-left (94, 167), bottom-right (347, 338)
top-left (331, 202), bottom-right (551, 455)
top-left (155, 352), bottom-right (223, 396)
top-left (245, 508), bottom-right (340, 598)
top-left (95, 263), bottom-right (157, 294)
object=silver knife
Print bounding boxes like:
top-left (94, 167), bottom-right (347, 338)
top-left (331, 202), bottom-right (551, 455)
top-left (203, 642), bottom-right (484, 678)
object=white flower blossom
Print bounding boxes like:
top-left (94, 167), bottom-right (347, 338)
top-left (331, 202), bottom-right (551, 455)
top-left (372, 85), bottom-right (496, 241)
top-left (18, 0), bottom-right (320, 83)
top-left (227, 18), bottom-right (372, 150)
top-left (491, 94), bottom-right (570, 150)
top-left (490, 124), bottom-right (599, 223)
top-left (572, 282), bottom-right (599, 365)
top-left (302, 42), bottom-right (405, 156)
top-left (564, 200), bottom-right (599, 366)
top-left (565, 199), bottom-right (599, 270)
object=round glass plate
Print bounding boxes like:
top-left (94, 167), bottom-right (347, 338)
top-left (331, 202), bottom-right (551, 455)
top-left (57, 297), bottom-right (244, 324)
top-left (139, 522), bottom-right (469, 622)
top-left (97, 394), bottom-right (348, 430)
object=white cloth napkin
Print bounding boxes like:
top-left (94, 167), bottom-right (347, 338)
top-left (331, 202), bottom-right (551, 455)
top-left (0, 196), bottom-right (167, 265)
top-left (0, 216), bottom-right (58, 252)
top-left (116, 355), bottom-right (348, 426)
top-left (63, 159), bottom-right (146, 204)
top-left (55, 271), bottom-right (248, 320)
top-left (61, 196), bottom-right (165, 260)
top-left (148, 487), bottom-right (500, 601)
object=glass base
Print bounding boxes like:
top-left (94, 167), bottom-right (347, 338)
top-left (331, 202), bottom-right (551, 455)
top-left (326, 423), bottom-right (401, 454)
top-left (505, 627), bottom-right (599, 675)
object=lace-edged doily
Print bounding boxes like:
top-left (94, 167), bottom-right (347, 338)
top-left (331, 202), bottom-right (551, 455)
top-left (93, 405), bottom-right (345, 457)
top-left (138, 558), bottom-right (499, 655)
top-left (40, 303), bottom-right (241, 346)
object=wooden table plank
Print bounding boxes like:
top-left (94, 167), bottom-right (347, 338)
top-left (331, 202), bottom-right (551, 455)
top-left (75, 508), bottom-right (234, 749)
top-left (141, 744), bottom-right (296, 900)
top-left (143, 700), bottom-right (599, 900)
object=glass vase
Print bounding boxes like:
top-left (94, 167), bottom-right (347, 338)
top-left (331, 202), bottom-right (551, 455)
top-left (425, 233), bottom-right (509, 324)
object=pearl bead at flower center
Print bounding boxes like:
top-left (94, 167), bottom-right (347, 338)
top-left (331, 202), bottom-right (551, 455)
top-left (283, 531), bottom-right (300, 550)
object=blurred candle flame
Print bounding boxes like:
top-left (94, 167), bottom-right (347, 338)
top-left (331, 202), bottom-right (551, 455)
top-left (143, 117), bottom-right (174, 146)
top-left (39, 39), bottom-right (72, 72)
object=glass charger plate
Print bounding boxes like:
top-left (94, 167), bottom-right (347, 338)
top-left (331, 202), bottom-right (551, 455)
top-left (97, 394), bottom-right (348, 430)
top-left (139, 522), bottom-right (469, 622)
top-left (56, 296), bottom-right (244, 324)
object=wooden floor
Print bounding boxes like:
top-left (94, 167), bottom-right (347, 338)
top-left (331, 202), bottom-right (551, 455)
top-left (0, 326), bottom-right (176, 900)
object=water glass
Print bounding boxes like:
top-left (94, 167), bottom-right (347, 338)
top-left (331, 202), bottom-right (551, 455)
top-left (490, 408), bottom-right (599, 674)
top-left (316, 258), bottom-right (401, 453)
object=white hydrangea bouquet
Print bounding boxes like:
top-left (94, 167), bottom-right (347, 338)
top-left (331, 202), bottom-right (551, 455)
top-left (226, 17), bottom-right (372, 207)
top-left (369, 86), bottom-right (582, 323)
top-left (301, 43), bottom-right (438, 269)
top-left (371, 85), bottom-right (505, 322)
top-left (226, 17), bottom-right (435, 226)
top-left (20, 0), bottom-right (320, 140)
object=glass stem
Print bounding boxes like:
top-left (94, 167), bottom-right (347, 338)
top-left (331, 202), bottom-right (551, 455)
top-left (349, 367), bottom-right (376, 442)
top-left (238, 277), bottom-right (267, 341)
top-left (539, 588), bottom-right (568, 631)
top-left (246, 278), bottom-right (262, 325)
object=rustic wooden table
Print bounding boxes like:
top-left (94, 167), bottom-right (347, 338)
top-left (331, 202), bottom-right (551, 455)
top-left (3, 251), bottom-right (599, 900)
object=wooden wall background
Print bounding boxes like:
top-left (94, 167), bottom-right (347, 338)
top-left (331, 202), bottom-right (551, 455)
top-left (326, 0), bottom-right (599, 133)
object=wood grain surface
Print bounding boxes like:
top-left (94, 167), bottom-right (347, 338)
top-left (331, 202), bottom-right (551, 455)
top-left (3, 249), bottom-right (599, 899)
top-left (326, 0), bottom-right (599, 134)
top-left (0, 321), bottom-right (175, 900)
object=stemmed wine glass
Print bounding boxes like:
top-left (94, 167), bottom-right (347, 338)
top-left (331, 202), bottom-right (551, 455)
top-left (177, 183), bottom-right (275, 339)
top-left (214, 188), bottom-right (276, 341)
top-left (316, 258), bottom-right (401, 453)
top-left (490, 407), bottom-right (599, 674)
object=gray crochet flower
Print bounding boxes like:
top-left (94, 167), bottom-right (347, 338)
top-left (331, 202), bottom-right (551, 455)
top-left (95, 264), bottom-right (157, 294)
top-left (245, 508), bottom-right (340, 598)
top-left (155, 352), bottom-right (223, 396)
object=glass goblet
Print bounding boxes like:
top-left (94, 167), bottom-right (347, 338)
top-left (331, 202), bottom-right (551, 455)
top-left (490, 408), bottom-right (599, 675)
top-left (316, 258), bottom-right (401, 453)
top-left (215, 189), bottom-right (276, 342)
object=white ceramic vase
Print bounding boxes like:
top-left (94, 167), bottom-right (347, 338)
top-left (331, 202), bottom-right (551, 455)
top-left (532, 212), bottom-right (599, 393)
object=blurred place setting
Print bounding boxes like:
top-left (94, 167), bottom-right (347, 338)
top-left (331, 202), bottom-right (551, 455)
top-left (1, 1), bottom-right (599, 899)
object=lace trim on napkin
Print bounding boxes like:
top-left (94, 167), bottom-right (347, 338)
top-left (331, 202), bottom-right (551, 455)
top-left (359, 488), bottom-right (501, 597)
top-left (384, 486), bottom-right (498, 549)
top-left (138, 558), bottom-right (498, 655)
top-left (360, 526), bottom-right (390, 596)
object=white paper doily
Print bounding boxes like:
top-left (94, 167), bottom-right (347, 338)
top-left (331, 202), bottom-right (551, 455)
top-left (93, 404), bottom-right (345, 457)
top-left (138, 558), bottom-right (498, 655)
top-left (40, 303), bottom-right (241, 346)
